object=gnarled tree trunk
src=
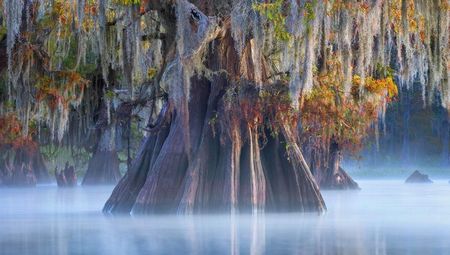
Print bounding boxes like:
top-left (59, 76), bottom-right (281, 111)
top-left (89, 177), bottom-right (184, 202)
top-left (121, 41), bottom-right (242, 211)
top-left (103, 0), bottom-right (326, 214)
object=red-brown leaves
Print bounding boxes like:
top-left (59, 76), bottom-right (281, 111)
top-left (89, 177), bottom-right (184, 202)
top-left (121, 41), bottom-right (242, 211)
top-left (35, 71), bottom-right (89, 113)
top-left (0, 114), bottom-right (37, 155)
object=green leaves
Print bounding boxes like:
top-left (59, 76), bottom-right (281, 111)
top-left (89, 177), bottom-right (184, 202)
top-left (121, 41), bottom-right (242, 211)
top-left (252, 0), bottom-right (318, 41)
top-left (0, 26), bottom-right (7, 41)
top-left (303, 0), bottom-right (317, 34)
top-left (105, 90), bottom-right (116, 100)
top-left (253, 0), bottom-right (291, 41)
top-left (375, 63), bottom-right (395, 79)
top-left (147, 68), bottom-right (158, 80)
top-left (304, 0), bottom-right (316, 24)
top-left (114, 0), bottom-right (140, 6)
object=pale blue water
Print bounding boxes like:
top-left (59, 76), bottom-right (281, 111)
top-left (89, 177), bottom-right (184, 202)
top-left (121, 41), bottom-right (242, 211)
top-left (1, 180), bottom-right (450, 255)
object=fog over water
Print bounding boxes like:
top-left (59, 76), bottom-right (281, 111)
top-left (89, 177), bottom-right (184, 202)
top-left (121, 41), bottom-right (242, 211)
top-left (1, 180), bottom-right (450, 255)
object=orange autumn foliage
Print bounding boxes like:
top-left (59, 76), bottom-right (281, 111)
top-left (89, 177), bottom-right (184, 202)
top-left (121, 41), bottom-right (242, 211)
top-left (35, 71), bottom-right (89, 112)
top-left (352, 75), bottom-right (398, 100)
top-left (301, 57), bottom-right (398, 155)
top-left (0, 114), bottom-right (37, 154)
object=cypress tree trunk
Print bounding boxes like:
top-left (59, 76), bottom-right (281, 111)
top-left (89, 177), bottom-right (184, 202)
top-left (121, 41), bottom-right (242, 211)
top-left (104, 0), bottom-right (326, 214)
top-left (82, 96), bottom-right (123, 185)
top-left (311, 140), bottom-right (359, 190)
top-left (81, 71), bottom-right (137, 185)
top-left (82, 124), bottom-right (121, 185)
top-left (30, 149), bottom-right (51, 183)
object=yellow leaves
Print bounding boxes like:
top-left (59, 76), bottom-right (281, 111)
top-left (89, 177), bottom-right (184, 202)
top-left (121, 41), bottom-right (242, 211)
top-left (442, 1), bottom-right (450, 11)
top-left (389, 0), bottom-right (422, 35)
top-left (53, 0), bottom-right (74, 26)
top-left (385, 77), bottom-right (398, 98)
top-left (418, 15), bottom-right (426, 42)
top-left (46, 0), bottom-right (99, 33)
top-left (390, 0), bottom-right (402, 33)
top-left (365, 77), bottom-right (387, 94)
top-left (352, 75), bottom-right (398, 99)
top-left (352, 75), bottom-right (362, 87)
top-left (359, 2), bottom-right (370, 14)
top-left (406, 0), bottom-right (418, 32)
top-left (409, 19), bottom-right (418, 32)
top-left (147, 68), bottom-right (158, 79)
top-left (327, 0), bottom-right (373, 16)
top-left (301, 54), bottom-right (398, 156)
top-left (114, 0), bottom-right (141, 5)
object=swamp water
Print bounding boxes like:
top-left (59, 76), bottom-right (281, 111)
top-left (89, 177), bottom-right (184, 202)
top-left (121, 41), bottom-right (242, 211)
top-left (1, 180), bottom-right (450, 255)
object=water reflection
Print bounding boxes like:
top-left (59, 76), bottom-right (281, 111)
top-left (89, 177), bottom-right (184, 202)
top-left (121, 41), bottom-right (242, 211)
top-left (1, 181), bottom-right (450, 254)
top-left (231, 215), bottom-right (239, 255)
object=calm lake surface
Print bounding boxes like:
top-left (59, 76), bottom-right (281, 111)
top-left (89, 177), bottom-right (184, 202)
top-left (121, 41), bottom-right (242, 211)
top-left (1, 180), bottom-right (450, 255)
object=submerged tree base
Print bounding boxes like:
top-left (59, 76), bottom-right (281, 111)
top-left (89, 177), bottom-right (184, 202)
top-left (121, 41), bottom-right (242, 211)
top-left (0, 148), bottom-right (51, 186)
top-left (320, 167), bottom-right (360, 190)
top-left (82, 150), bottom-right (121, 185)
top-left (103, 92), bottom-right (326, 214)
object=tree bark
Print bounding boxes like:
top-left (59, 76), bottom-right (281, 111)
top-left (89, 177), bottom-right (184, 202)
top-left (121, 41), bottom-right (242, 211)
top-left (311, 140), bottom-right (359, 190)
top-left (31, 149), bottom-right (51, 183)
top-left (281, 124), bottom-right (327, 212)
top-left (105, 77), bottom-right (327, 214)
top-left (104, 102), bottom-right (172, 213)
top-left (104, 0), bottom-right (326, 214)
top-left (82, 126), bottom-right (122, 185)
top-left (82, 89), bottom-right (134, 185)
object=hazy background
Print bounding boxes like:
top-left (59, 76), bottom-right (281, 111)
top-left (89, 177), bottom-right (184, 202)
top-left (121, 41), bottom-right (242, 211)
top-left (344, 82), bottom-right (450, 179)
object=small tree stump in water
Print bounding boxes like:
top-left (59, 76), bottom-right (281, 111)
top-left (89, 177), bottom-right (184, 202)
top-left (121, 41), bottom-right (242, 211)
top-left (332, 167), bottom-right (360, 190)
top-left (308, 139), bottom-right (360, 190)
top-left (56, 162), bottom-right (78, 187)
top-left (405, 170), bottom-right (433, 183)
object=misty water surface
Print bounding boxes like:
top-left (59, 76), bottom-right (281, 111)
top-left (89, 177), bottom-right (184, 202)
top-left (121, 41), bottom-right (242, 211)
top-left (1, 180), bottom-right (450, 255)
